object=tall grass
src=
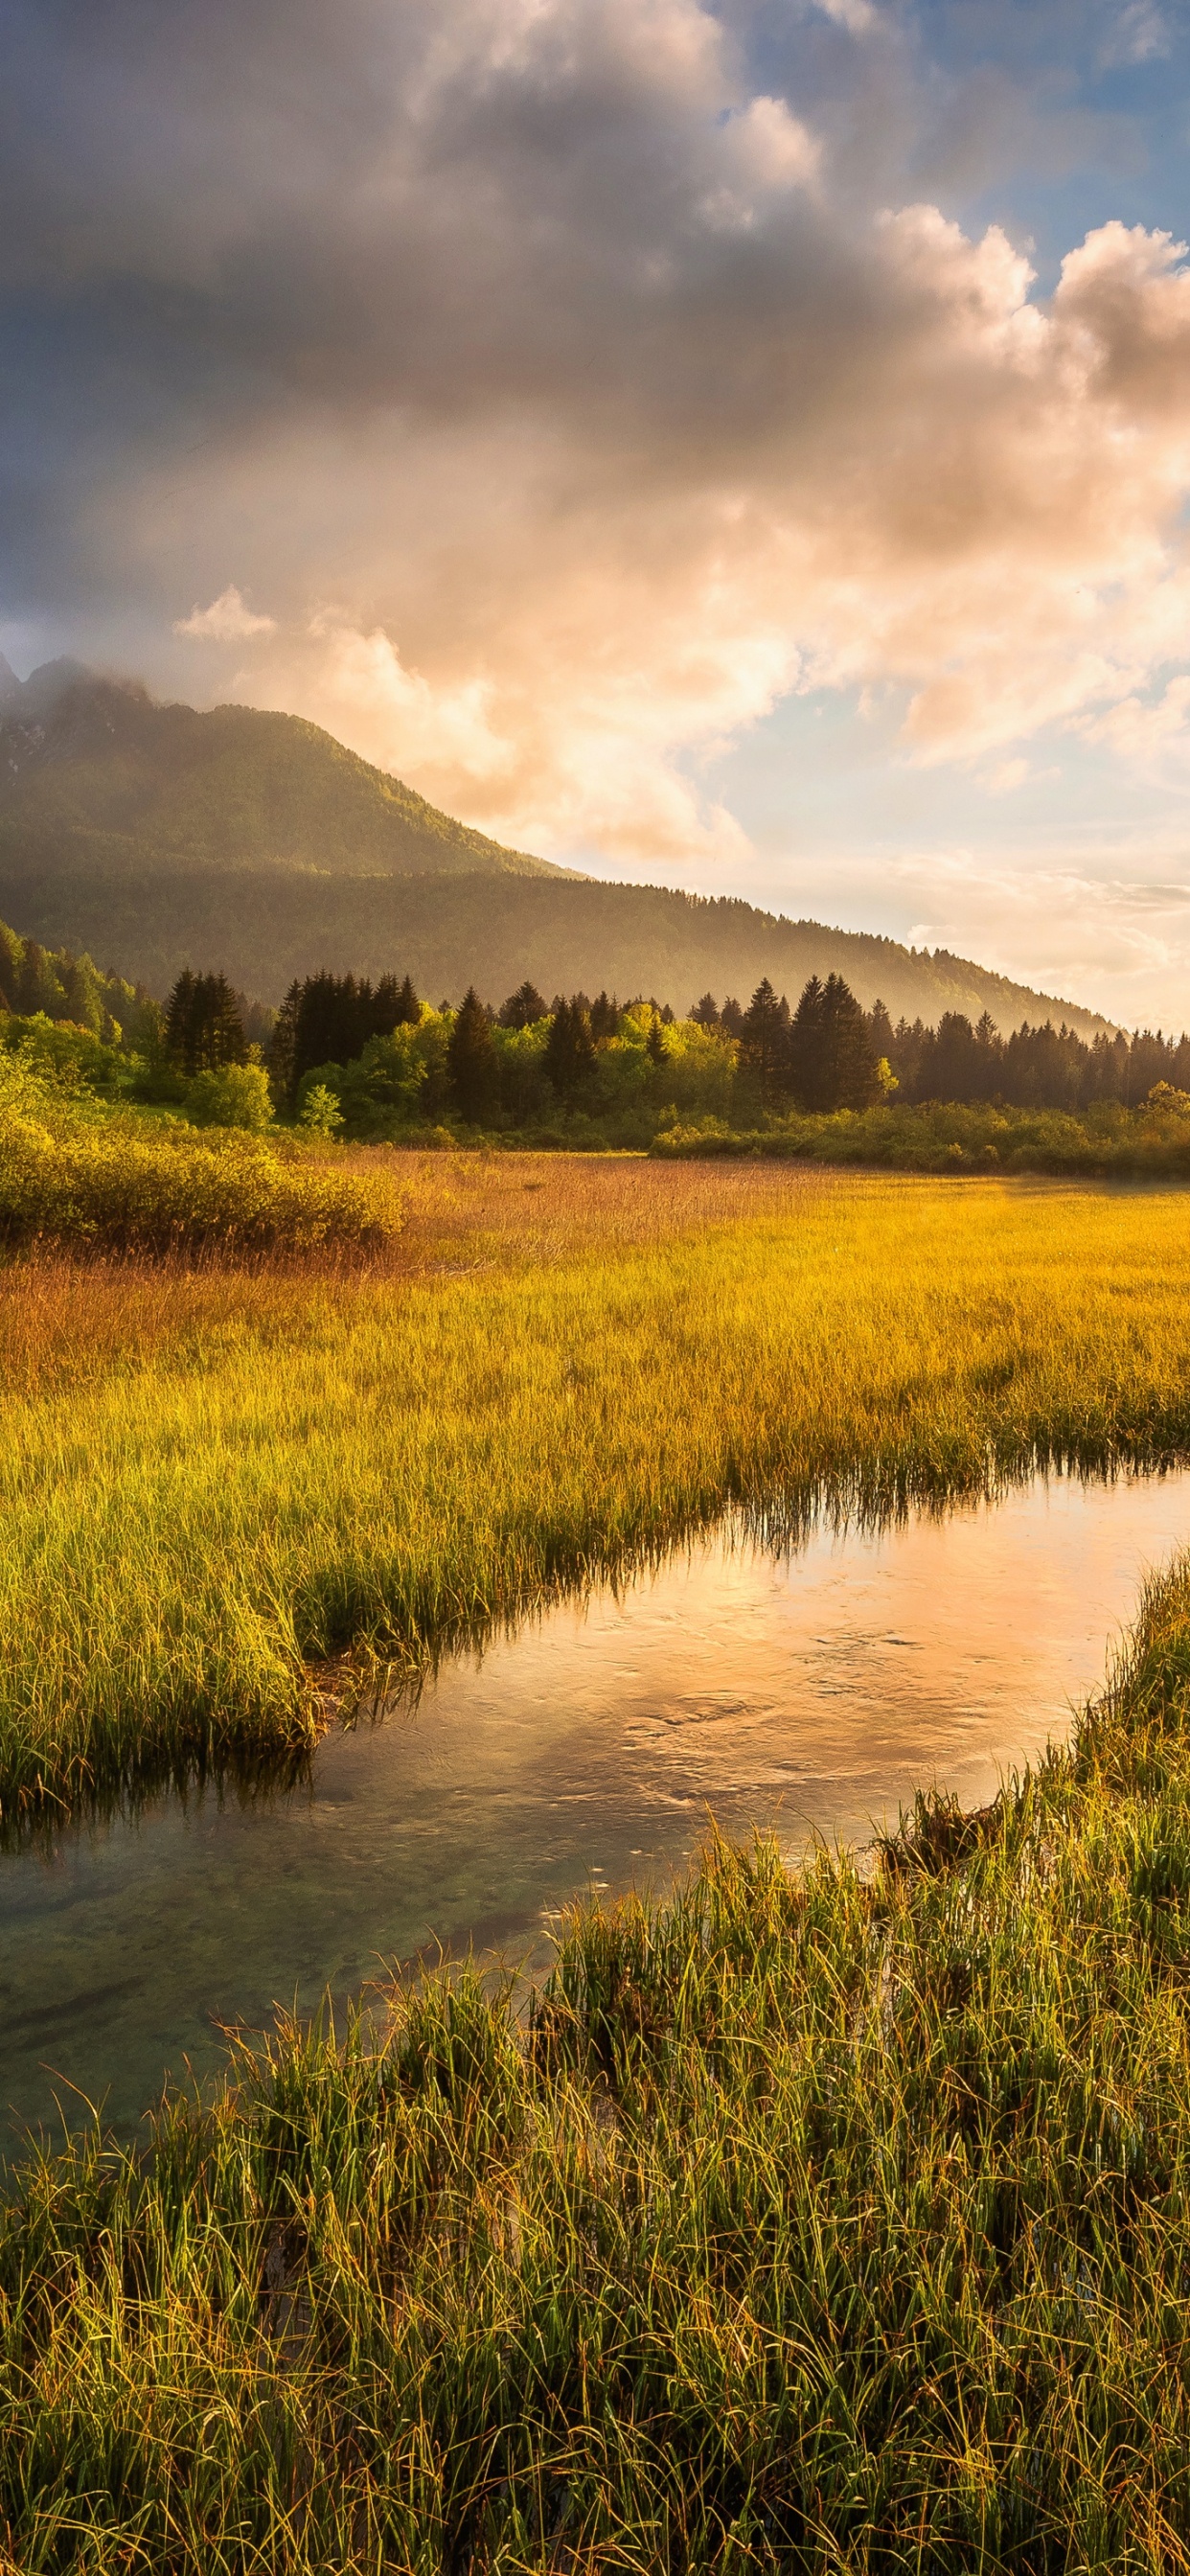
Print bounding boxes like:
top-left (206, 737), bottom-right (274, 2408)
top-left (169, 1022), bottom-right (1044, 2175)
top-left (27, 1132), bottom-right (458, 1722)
top-left (4, 1550), bottom-right (1190, 2568)
top-left (3, 1159), bottom-right (1190, 1816)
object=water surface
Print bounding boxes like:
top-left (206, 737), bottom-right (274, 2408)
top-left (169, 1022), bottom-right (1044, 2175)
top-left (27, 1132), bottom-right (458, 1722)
top-left (3, 1467), bottom-right (1189, 2153)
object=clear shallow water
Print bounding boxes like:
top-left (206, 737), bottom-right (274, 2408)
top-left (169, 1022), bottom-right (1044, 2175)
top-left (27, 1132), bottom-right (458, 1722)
top-left (3, 1467), bottom-right (1190, 2156)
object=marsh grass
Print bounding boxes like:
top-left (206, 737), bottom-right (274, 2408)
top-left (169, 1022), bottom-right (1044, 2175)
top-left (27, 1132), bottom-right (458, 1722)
top-left (5, 1157), bottom-right (1190, 1818)
top-left (5, 1553), bottom-right (1190, 2568)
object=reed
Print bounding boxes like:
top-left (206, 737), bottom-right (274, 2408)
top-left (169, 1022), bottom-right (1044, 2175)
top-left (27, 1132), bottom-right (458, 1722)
top-left (3, 1548), bottom-right (1190, 2569)
top-left (4, 1157), bottom-right (1190, 1817)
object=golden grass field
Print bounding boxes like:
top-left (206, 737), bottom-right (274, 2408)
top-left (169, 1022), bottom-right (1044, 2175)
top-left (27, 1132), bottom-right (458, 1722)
top-left (3, 1149), bottom-right (1190, 1818)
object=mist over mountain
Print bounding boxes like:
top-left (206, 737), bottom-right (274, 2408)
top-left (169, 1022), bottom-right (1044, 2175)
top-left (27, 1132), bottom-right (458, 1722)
top-left (0, 666), bottom-right (1112, 1034)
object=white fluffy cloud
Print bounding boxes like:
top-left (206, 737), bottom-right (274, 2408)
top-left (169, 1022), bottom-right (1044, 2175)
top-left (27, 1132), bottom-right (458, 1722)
top-left (171, 199), bottom-right (1190, 868)
top-left (174, 586), bottom-right (277, 642)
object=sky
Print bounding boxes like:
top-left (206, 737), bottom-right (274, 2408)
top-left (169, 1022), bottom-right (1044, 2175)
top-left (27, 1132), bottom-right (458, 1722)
top-left (4, 2), bottom-right (1190, 1026)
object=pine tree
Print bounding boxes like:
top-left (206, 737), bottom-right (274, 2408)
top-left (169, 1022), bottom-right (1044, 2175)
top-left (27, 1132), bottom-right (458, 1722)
top-left (867, 998), bottom-right (896, 1058)
top-left (742, 978), bottom-right (790, 1107)
top-left (690, 993), bottom-right (719, 1029)
top-left (787, 976), bottom-right (824, 1107)
top-left (543, 997), bottom-right (596, 1098)
top-left (814, 974), bottom-right (879, 1112)
top-left (16, 939), bottom-right (65, 1019)
top-left (447, 986), bottom-right (499, 1123)
top-left (165, 970), bottom-right (245, 1074)
top-left (395, 975), bottom-right (421, 1025)
top-left (269, 981), bottom-right (302, 1105)
top-left (589, 991), bottom-right (621, 1039)
top-left (499, 980), bottom-right (548, 1029)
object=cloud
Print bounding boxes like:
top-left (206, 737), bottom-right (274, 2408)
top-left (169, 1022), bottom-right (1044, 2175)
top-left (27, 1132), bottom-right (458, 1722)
top-left (174, 586), bottom-right (277, 641)
top-left (895, 846), bottom-right (1190, 1026)
top-left (1100, 1), bottom-right (1170, 66)
top-left (7, 0), bottom-right (1190, 889)
top-left (811, 0), bottom-right (880, 34)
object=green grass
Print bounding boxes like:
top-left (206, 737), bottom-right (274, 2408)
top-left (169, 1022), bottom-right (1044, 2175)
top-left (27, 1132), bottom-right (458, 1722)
top-left (4, 1549), bottom-right (1190, 2568)
top-left (3, 1158), bottom-right (1190, 1817)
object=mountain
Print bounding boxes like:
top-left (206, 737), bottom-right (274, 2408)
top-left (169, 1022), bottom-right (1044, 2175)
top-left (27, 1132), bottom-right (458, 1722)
top-left (0, 664), bottom-right (1112, 1034)
top-left (0, 661), bottom-right (569, 882)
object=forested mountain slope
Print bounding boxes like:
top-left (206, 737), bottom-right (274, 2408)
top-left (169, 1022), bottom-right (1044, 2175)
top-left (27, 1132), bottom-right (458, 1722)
top-left (0, 662), bottom-right (567, 883)
top-left (0, 664), bottom-right (1110, 1032)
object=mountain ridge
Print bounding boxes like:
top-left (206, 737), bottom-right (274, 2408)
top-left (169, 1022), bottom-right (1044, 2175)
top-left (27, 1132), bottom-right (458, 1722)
top-left (0, 662), bottom-right (1115, 1034)
top-left (0, 662), bottom-right (572, 883)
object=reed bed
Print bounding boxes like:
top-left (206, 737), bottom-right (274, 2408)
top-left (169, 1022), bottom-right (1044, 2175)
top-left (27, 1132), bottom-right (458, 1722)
top-left (4, 1159), bottom-right (1190, 1817)
top-left (4, 1551), bottom-right (1190, 2569)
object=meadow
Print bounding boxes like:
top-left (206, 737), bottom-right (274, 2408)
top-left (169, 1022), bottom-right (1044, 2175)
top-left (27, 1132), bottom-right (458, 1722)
top-left (3, 1547), bottom-right (1190, 2568)
top-left (3, 1147), bottom-right (1190, 1820)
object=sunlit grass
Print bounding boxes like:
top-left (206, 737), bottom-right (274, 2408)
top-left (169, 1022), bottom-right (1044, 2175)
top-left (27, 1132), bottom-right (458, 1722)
top-left (3, 1155), bottom-right (1190, 1819)
top-left (4, 1548), bottom-right (1190, 2567)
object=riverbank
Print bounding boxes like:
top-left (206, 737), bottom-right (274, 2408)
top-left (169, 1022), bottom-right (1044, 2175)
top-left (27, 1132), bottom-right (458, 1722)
top-left (3, 1545), bottom-right (1190, 2568)
top-left (5, 1156), bottom-right (1190, 1820)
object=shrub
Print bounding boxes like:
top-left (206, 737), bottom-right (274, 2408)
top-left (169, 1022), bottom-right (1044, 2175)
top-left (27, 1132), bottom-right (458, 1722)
top-left (184, 1061), bottom-right (274, 1131)
top-left (299, 1080), bottom-right (345, 1137)
top-left (652, 1097), bottom-right (1190, 1177)
top-left (0, 1010), bottom-right (124, 1093)
top-left (0, 1053), bottom-right (403, 1253)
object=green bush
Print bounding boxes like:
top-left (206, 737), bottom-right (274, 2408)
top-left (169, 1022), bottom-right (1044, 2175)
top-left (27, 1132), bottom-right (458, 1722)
top-left (184, 1060), bottom-right (274, 1131)
top-left (0, 1052), bottom-right (402, 1252)
top-left (653, 1095), bottom-right (1190, 1176)
top-left (0, 1009), bottom-right (124, 1093)
top-left (298, 1080), bottom-right (345, 1137)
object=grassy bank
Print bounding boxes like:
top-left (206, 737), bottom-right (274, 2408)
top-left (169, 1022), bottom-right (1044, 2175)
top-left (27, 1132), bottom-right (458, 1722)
top-left (3, 1157), bottom-right (1190, 1817)
top-left (4, 1548), bottom-right (1190, 2568)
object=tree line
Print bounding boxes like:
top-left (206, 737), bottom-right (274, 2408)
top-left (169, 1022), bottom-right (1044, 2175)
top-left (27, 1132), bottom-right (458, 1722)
top-left (9, 924), bottom-right (1186, 1128)
top-left (248, 964), bottom-right (1190, 1129)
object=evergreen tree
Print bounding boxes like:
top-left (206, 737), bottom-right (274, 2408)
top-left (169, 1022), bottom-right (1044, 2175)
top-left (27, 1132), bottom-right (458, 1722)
top-left (395, 974), bottom-right (421, 1025)
top-left (499, 980), bottom-right (548, 1029)
top-left (816, 974), bottom-right (880, 1111)
top-left (787, 976), bottom-right (824, 1107)
top-left (589, 991), bottom-right (621, 1039)
top-left (646, 1010), bottom-right (667, 1069)
top-left (690, 993), bottom-right (720, 1029)
top-left (720, 996), bottom-right (745, 1041)
top-left (787, 974), bottom-right (877, 1112)
top-left (543, 997), bottom-right (596, 1099)
top-left (16, 939), bottom-right (66, 1019)
top-left (269, 981), bottom-right (302, 1105)
top-left (372, 975), bottom-right (401, 1037)
top-left (165, 970), bottom-right (245, 1075)
top-left (447, 986), bottom-right (499, 1123)
top-left (742, 977), bottom-right (791, 1106)
top-left (867, 998), bottom-right (896, 1058)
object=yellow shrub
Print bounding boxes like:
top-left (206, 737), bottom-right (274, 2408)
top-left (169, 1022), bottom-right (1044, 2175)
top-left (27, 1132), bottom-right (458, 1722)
top-left (0, 1054), bottom-right (403, 1252)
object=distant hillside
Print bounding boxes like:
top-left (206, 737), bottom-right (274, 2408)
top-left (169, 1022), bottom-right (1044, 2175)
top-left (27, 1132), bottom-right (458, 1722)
top-left (0, 662), bottom-right (1112, 1035)
top-left (0, 661), bottom-right (569, 883)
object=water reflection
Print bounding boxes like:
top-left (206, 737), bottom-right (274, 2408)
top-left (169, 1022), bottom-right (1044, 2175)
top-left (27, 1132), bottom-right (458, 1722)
top-left (2, 1466), bottom-right (1189, 2154)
